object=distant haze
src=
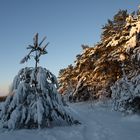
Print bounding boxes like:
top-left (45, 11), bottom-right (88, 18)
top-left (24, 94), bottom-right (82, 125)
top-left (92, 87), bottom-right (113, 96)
top-left (0, 87), bottom-right (9, 96)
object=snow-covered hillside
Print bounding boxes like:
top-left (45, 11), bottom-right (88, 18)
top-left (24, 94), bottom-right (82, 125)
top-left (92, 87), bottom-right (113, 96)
top-left (0, 102), bottom-right (140, 140)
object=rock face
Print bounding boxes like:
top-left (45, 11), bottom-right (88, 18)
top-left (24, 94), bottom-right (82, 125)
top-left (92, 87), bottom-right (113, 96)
top-left (58, 9), bottom-right (140, 102)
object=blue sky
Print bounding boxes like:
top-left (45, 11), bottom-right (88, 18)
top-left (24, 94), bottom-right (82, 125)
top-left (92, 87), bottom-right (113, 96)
top-left (0, 0), bottom-right (139, 95)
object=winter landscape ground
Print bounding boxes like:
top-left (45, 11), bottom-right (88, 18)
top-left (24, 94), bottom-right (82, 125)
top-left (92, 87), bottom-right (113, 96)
top-left (0, 101), bottom-right (140, 140)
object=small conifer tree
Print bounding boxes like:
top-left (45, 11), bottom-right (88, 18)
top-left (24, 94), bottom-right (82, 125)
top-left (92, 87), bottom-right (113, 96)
top-left (0, 33), bottom-right (77, 129)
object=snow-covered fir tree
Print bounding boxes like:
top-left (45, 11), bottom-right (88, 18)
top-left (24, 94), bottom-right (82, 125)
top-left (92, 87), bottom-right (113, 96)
top-left (0, 33), bottom-right (78, 129)
top-left (111, 74), bottom-right (140, 113)
top-left (58, 8), bottom-right (140, 106)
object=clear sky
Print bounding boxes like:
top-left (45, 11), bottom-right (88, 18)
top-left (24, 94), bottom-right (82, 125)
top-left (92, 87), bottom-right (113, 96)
top-left (0, 0), bottom-right (139, 96)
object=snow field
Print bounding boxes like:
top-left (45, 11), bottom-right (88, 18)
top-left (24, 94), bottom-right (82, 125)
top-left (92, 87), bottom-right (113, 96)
top-left (0, 101), bottom-right (140, 140)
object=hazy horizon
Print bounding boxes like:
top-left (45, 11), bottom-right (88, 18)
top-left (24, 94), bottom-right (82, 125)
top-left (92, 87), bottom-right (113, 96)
top-left (0, 0), bottom-right (139, 96)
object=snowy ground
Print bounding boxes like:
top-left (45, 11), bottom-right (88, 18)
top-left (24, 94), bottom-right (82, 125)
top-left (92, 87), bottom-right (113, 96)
top-left (0, 101), bottom-right (140, 140)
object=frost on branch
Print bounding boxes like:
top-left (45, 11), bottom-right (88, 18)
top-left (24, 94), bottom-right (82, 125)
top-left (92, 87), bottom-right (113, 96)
top-left (20, 55), bottom-right (30, 64)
